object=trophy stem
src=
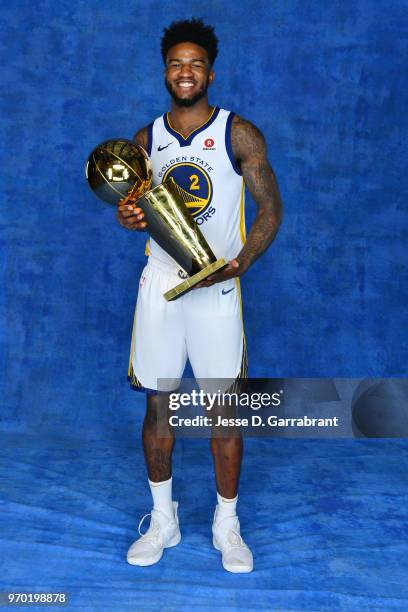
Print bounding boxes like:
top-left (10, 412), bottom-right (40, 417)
top-left (163, 258), bottom-right (228, 302)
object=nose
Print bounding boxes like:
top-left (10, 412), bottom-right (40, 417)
top-left (179, 62), bottom-right (194, 77)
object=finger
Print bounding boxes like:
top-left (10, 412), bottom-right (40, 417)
top-left (208, 268), bottom-right (233, 282)
top-left (118, 218), bottom-right (147, 230)
top-left (131, 209), bottom-right (145, 221)
top-left (117, 209), bottom-right (137, 219)
top-left (128, 221), bottom-right (147, 230)
top-left (207, 268), bottom-right (233, 281)
top-left (117, 205), bottom-right (143, 216)
top-left (118, 210), bottom-right (145, 222)
top-left (206, 274), bottom-right (221, 283)
top-left (206, 268), bottom-right (229, 281)
top-left (117, 202), bottom-right (142, 211)
top-left (208, 261), bottom-right (236, 279)
top-left (205, 269), bottom-right (237, 285)
top-left (193, 280), bottom-right (213, 289)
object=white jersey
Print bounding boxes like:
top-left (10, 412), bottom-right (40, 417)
top-left (145, 106), bottom-right (246, 267)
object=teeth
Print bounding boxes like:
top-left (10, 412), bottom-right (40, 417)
top-left (178, 82), bottom-right (194, 88)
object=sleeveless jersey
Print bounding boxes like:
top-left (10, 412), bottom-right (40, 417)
top-left (145, 107), bottom-right (246, 267)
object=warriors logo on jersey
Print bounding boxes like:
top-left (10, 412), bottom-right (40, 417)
top-left (162, 162), bottom-right (212, 218)
top-left (146, 107), bottom-right (245, 264)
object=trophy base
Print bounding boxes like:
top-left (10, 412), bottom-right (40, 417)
top-left (163, 258), bottom-right (228, 302)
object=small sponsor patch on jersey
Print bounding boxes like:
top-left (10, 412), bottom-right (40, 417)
top-left (203, 137), bottom-right (216, 150)
top-left (140, 275), bottom-right (146, 288)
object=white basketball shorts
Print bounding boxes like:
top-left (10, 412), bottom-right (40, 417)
top-left (128, 256), bottom-right (248, 392)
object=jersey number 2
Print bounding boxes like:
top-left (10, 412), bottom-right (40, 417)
top-left (189, 174), bottom-right (200, 190)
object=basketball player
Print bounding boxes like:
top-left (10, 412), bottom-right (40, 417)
top-left (117, 19), bottom-right (282, 573)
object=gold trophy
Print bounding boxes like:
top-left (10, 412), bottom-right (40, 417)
top-left (85, 139), bottom-right (227, 301)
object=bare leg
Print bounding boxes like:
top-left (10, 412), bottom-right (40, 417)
top-left (211, 431), bottom-right (252, 573)
top-left (127, 394), bottom-right (179, 567)
top-left (210, 425), bottom-right (243, 498)
top-left (142, 394), bottom-right (175, 482)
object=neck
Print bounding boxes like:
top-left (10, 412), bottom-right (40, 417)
top-left (169, 97), bottom-right (213, 133)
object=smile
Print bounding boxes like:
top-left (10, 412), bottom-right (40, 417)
top-left (177, 81), bottom-right (195, 89)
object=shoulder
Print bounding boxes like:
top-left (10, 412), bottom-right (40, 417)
top-left (231, 114), bottom-right (266, 161)
top-left (132, 125), bottom-right (149, 149)
top-left (133, 119), bottom-right (159, 156)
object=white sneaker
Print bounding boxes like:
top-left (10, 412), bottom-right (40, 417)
top-left (212, 511), bottom-right (253, 573)
top-left (127, 501), bottom-right (181, 566)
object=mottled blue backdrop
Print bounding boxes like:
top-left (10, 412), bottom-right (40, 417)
top-left (2, 3), bottom-right (408, 609)
top-left (1, 0), bottom-right (407, 441)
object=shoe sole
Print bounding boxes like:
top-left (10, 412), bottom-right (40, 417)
top-left (212, 537), bottom-right (253, 573)
top-left (127, 531), bottom-right (181, 567)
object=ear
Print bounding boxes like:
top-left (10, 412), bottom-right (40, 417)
top-left (209, 69), bottom-right (215, 85)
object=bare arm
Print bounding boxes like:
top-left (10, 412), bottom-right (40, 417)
top-left (116, 126), bottom-right (149, 231)
top-left (199, 116), bottom-right (283, 287)
top-left (231, 115), bottom-right (283, 272)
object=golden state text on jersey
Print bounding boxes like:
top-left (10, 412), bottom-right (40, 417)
top-left (145, 107), bottom-right (246, 266)
top-left (161, 159), bottom-right (214, 225)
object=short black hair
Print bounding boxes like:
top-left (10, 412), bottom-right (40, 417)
top-left (161, 18), bottom-right (218, 66)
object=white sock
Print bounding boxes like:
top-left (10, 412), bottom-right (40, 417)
top-left (148, 476), bottom-right (173, 520)
top-left (215, 491), bottom-right (238, 523)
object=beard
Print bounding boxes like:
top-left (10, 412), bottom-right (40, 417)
top-left (165, 76), bottom-right (210, 107)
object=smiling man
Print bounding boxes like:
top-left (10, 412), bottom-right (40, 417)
top-left (117, 18), bottom-right (283, 573)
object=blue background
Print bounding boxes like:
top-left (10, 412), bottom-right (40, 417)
top-left (1, 1), bottom-right (408, 609)
top-left (2, 0), bottom-right (407, 440)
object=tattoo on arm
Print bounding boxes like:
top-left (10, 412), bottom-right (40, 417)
top-left (231, 115), bottom-right (283, 269)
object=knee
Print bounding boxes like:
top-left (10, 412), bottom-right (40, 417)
top-left (211, 432), bottom-right (243, 449)
top-left (144, 394), bottom-right (171, 430)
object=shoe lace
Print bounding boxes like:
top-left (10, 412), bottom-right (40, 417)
top-left (227, 528), bottom-right (246, 549)
top-left (137, 512), bottom-right (163, 546)
top-left (138, 512), bottom-right (152, 536)
top-left (216, 515), bottom-right (247, 549)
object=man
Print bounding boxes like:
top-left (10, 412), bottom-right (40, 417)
top-left (117, 18), bottom-right (282, 573)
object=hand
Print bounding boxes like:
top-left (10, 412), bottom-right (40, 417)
top-left (116, 196), bottom-right (147, 231)
top-left (193, 258), bottom-right (247, 289)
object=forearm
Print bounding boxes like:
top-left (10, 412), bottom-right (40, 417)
top-left (237, 208), bottom-right (281, 269)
